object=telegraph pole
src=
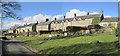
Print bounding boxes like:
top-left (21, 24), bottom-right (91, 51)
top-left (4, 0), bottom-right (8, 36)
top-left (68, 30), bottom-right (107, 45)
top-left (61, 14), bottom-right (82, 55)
top-left (118, 1), bottom-right (120, 45)
top-left (0, 1), bottom-right (2, 37)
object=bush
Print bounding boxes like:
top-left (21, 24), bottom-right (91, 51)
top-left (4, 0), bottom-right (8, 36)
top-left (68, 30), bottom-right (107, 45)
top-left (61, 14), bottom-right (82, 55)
top-left (115, 27), bottom-right (119, 37)
top-left (80, 30), bottom-right (85, 35)
top-left (90, 29), bottom-right (96, 33)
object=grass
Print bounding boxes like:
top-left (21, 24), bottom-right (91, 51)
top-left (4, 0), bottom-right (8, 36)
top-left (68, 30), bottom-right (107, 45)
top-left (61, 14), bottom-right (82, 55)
top-left (12, 32), bottom-right (119, 54)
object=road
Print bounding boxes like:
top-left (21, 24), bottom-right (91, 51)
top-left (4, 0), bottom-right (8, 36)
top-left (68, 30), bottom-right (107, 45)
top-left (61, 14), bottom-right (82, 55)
top-left (2, 39), bottom-right (36, 56)
top-left (0, 40), bottom-right (2, 56)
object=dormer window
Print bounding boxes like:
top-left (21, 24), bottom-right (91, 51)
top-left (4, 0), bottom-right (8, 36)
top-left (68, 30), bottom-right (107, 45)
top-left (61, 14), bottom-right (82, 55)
top-left (66, 20), bottom-right (68, 22)
top-left (73, 18), bottom-right (76, 21)
top-left (56, 21), bottom-right (59, 23)
top-left (52, 22), bottom-right (55, 24)
top-left (56, 21), bottom-right (58, 23)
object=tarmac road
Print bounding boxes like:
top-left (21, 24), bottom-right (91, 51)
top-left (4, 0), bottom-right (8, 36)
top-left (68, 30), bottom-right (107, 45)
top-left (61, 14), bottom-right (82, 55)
top-left (0, 40), bottom-right (2, 56)
top-left (2, 39), bottom-right (36, 56)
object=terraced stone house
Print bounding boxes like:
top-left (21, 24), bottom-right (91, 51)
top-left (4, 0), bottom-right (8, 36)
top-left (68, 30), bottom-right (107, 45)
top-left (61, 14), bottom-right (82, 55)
top-left (99, 17), bottom-right (120, 29)
top-left (51, 10), bottom-right (104, 31)
top-left (36, 19), bottom-right (53, 35)
top-left (16, 22), bottom-right (38, 34)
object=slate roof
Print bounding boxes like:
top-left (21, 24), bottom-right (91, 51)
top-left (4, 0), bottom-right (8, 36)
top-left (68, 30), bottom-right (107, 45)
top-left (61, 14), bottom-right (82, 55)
top-left (16, 23), bottom-right (37, 29)
top-left (38, 21), bottom-right (52, 25)
top-left (53, 14), bottom-right (101, 23)
top-left (101, 17), bottom-right (120, 22)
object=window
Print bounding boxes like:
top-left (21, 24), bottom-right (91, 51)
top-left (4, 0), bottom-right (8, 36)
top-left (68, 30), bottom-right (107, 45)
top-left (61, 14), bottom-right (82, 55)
top-left (74, 21), bottom-right (76, 24)
top-left (66, 22), bottom-right (68, 25)
top-left (116, 23), bottom-right (118, 27)
top-left (39, 26), bottom-right (40, 29)
top-left (43, 26), bottom-right (45, 29)
top-left (46, 25), bottom-right (48, 28)
top-left (66, 20), bottom-right (68, 22)
top-left (73, 18), bottom-right (76, 21)
top-left (79, 21), bottom-right (82, 24)
top-left (62, 23), bottom-right (64, 26)
top-left (56, 24), bottom-right (58, 27)
top-left (103, 24), bottom-right (107, 26)
top-left (90, 19), bottom-right (92, 23)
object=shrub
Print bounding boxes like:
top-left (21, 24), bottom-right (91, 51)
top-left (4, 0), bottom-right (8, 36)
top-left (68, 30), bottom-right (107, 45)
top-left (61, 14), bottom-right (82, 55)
top-left (80, 30), bottom-right (85, 35)
top-left (90, 29), bottom-right (96, 33)
top-left (115, 27), bottom-right (119, 37)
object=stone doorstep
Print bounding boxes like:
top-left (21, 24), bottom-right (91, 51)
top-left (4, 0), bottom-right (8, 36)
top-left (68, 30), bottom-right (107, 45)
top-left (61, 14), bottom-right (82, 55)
top-left (22, 43), bottom-right (43, 54)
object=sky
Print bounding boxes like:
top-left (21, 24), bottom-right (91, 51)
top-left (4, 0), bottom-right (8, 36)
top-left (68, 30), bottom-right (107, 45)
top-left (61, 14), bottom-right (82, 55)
top-left (1, 2), bottom-right (119, 30)
top-left (2, 0), bottom-right (119, 2)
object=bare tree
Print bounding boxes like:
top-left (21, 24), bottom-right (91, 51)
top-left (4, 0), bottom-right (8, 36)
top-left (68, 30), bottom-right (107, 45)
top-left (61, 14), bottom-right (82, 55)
top-left (1, 1), bottom-right (21, 19)
top-left (0, 1), bottom-right (21, 37)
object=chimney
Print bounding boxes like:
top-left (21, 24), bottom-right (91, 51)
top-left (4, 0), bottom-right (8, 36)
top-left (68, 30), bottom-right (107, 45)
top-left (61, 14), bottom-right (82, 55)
top-left (46, 18), bottom-right (49, 22)
top-left (54, 18), bottom-right (57, 20)
top-left (87, 12), bottom-right (89, 15)
top-left (74, 13), bottom-right (76, 17)
top-left (64, 16), bottom-right (65, 19)
top-left (36, 21), bottom-right (38, 23)
top-left (24, 24), bottom-right (26, 26)
top-left (101, 10), bottom-right (103, 15)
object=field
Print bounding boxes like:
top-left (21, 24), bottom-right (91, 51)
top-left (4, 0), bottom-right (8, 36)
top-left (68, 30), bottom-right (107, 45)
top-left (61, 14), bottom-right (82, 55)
top-left (13, 32), bottom-right (119, 54)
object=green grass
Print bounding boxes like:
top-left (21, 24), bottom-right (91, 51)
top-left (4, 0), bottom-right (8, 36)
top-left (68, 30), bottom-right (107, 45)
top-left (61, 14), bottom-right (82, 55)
top-left (12, 36), bottom-right (50, 41)
top-left (12, 32), bottom-right (119, 54)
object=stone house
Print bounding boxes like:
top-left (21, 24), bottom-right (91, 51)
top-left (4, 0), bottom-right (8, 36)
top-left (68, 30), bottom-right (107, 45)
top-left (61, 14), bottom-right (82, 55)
top-left (99, 17), bottom-right (120, 29)
top-left (16, 22), bottom-right (38, 34)
top-left (36, 19), bottom-right (53, 35)
top-left (51, 10), bottom-right (104, 31)
top-left (8, 28), bottom-right (16, 34)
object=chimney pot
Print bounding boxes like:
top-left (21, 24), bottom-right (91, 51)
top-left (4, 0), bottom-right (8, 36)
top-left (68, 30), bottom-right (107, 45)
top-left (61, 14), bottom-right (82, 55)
top-left (46, 18), bottom-right (49, 22)
top-left (37, 21), bottom-right (38, 23)
top-left (64, 16), bottom-right (65, 19)
top-left (55, 18), bottom-right (57, 20)
top-left (101, 10), bottom-right (103, 15)
top-left (74, 13), bottom-right (76, 17)
top-left (87, 12), bottom-right (89, 15)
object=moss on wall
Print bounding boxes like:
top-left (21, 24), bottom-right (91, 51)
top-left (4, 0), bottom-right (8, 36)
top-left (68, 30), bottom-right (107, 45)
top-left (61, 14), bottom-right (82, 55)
top-left (92, 18), bottom-right (101, 25)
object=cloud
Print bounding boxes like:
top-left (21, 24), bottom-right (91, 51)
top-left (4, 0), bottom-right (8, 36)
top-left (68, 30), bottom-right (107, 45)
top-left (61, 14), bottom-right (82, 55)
top-left (52, 15), bottom-right (63, 20)
top-left (65, 9), bottom-right (100, 18)
top-left (104, 16), bottom-right (112, 18)
top-left (2, 14), bottom-right (62, 29)
top-left (2, 9), bottom-right (112, 30)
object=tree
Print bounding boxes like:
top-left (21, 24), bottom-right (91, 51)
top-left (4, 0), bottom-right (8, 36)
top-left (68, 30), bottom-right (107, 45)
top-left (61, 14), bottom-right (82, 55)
top-left (0, 1), bottom-right (21, 37)
top-left (1, 2), bottom-right (21, 19)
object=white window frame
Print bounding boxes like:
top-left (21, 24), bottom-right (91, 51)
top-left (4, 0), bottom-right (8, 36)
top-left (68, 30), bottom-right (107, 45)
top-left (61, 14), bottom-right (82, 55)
top-left (66, 20), bottom-right (68, 22)
top-left (73, 18), bottom-right (76, 21)
top-left (46, 25), bottom-right (48, 28)
top-left (39, 26), bottom-right (41, 29)
top-left (62, 23), bottom-right (64, 26)
top-left (56, 24), bottom-right (58, 27)
top-left (79, 21), bottom-right (82, 24)
top-left (103, 23), bottom-right (107, 26)
top-left (66, 22), bottom-right (68, 25)
top-left (74, 21), bottom-right (76, 24)
top-left (90, 18), bottom-right (93, 23)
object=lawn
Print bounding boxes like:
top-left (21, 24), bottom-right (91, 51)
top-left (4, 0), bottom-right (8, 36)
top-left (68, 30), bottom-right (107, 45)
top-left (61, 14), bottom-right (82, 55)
top-left (12, 32), bottom-right (119, 54)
